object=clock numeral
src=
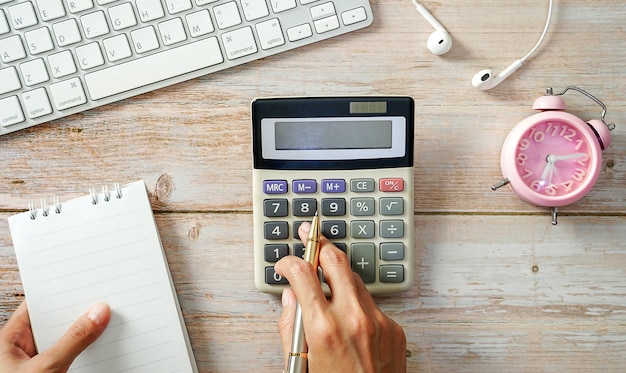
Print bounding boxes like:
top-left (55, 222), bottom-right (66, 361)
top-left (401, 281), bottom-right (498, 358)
top-left (545, 184), bottom-right (557, 196)
top-left (572, 168), bottom-right (587, 182)
top-left (518, 139), bottom-right (530, 150)
top-left (576, 154), bottom-right (589, 166)
top-left (575, 139), bottom-right (584, 151)
top-left (516, 152), bottom-right (528, 166)
top-left (560, 181), bottom-right (574, 192)
top-left (563, 128), bottom-right (576, 142)
top-left (522, 168), bottom-right (533, 179)
top-left (529, 128), bottom-right (545, 143)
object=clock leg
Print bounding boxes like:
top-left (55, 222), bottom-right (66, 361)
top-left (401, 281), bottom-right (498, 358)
top-left (551, 207), bottom-right (558, 225)
top-left (491, 178), bottom-right (510, 191)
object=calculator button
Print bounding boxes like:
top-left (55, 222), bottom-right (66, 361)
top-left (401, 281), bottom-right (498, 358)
top-left (263, 180), bottom-right (288, 194)
top-left (350, 178), bottom-right (375, 192)
top-left (380, 197), bottom-right (404, 215)
top-left (321, 198), bottom-right (346, 216)
top-left (293, 198), bottom-right (317, 216)
top-left (264, 199), bottom-right (288, 217)
top-left (380, 242), bottom-right (405, 260)
top-left (321, 179), bottom-right (346, 193)
top-left (351, 243), bottom-right (376, 283)
top-left (292, 221), bottom-right (304, 239)
top-left (351, 220), bottom-right (375, 239)
top-left (293, 243), bottom-right (305, 258)
top-left (380, 220), bottom-right (404, 239)
top-left (265, 266), bottom-right (288, 284)
top-left (334, 243), bottom-right (347, 253)
top-left (379, 178), bottom-right (404, 192)
top-left (322, 220), bottom-right (346, 239)
top-left (264, 244), bottom-right (289, 262)
top-left (350, 197), bottom-right (375, 216)
top-left (264, 221), bottom-right (289, 239)
top-left (380, 265), bottom-right (404, 283)
top-left (293, 179), bottom-right (317, 193)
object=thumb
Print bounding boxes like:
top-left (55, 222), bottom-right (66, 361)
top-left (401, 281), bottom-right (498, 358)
top-left (38, 302), bottom-right (111, 371)
top-left (278, 289), bottom-right (297, 367)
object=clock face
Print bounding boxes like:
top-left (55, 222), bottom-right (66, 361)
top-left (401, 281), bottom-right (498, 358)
top-left (502, 112), bottom-right (602, 207)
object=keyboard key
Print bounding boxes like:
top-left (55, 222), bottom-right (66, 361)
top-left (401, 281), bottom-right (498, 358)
top-left (75, 42), bottom-right (105, 70)
top-left (0, 10), bottom-right (9, 35)
top-left (342, 7), bottom-right (368, 26)
top-left (158, 17), bottom-right (187, 45)
top-left (0, 66), bottom-right (21, 95)
top-left (25, 27), bottom-right (55, 55)
top-left (242, 0), bottom-right (269, 21)
top-left (287, 23), bottom-right (313, 42)
top-left (186, 9), bottom-right (214, 37)
top-left (53, 19), bottom-right (83, 47)
top-left (103, 34), bottom-right (132, 62)
top-left (48, 50), bottom-right (77, 78)
top-left (314, 15), bottom-right (340, 34)
top-left (37, 0), bottom-right (67, 21)
top-left (80, 10), bottom-right (110, 39)
top-left (8, 2), bottom-right (38, 30)
top-left (263, 199), bottom-right (288, 217)
top-left (84, 37), bottom-right (224, 100)
top-left (165, 0), bottom-right (193, 15)
top-left (136, 0), bottom-right (165, 22)
top-left (130, 26), bottom-right (160, 53)
top-left (0, 35), bottom-right (27, 63)
top-left (22, 88), bottom-right (53, 119)
top-left (256, 18), bottom-right (285, 50)
top-left (20, 58), bottom-right (50, 86)
top-left (271, 0), bottom-right (296, 13)
top-left (49, 77), bottom-right (87, 110)
top-left (67, 0), bottom-right (95, 14)
top-left (109, 3), bottom-right (137, 30)
top-left (0, 96), bottom-right (25, 127)
top-left (380, 265), bottom-right (404, 283)
top-left (214, 1), bottom-right (242, 30)
top-left (222, 26), bottom-right (257, 60)
top-left (310, 2), bottom-right (336, 21)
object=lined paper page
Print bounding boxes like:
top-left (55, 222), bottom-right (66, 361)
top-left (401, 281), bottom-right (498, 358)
top-left (8, 180), bottom-right (198, 373)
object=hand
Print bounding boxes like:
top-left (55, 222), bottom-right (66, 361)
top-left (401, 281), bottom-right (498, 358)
top-left (0, 301), bottom-right (111, 373)
top-left (275, 222), bottom-right (407, 373)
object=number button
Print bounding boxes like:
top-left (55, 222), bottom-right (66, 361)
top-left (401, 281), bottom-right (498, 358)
top-left (264, 244), bottom-right (288, 262)
top-left (293, 198), bottom-right (317, 216)
top-left (322, 198), bottom-right (345, 216)
top-left (351, 197), bottom-right (375, 216)
top-left (264, 199), bottom-right (288, 217)
top-left (264, 221), bottom-right (288, 240)
top-left (322, 220), bottom-right (346, 239)
top-left (265, 266), bottom-right (288, 284)
top-left (351, 220), bottom-right (375, 238)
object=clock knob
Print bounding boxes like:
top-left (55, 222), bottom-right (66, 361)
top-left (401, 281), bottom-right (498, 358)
top-left (533, 95), bottom-right (566, 111)
top-left (587, 119), bottom-right (612, 150)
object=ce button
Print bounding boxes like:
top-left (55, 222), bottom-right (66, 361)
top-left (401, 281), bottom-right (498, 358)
top-left (350, 178), bottom-right (375, 193)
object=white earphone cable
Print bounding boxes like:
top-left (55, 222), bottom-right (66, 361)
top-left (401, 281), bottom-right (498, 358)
top-left (521, 0), bottom-right (554, 62)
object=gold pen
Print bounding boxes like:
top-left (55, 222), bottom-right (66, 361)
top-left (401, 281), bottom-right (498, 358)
top-left (286, 212), bottom-right (321, 373)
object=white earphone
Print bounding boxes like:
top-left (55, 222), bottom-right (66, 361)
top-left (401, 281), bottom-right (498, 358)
top-left (472, 0), bottom-right (554, 90)
top-left (411, 0), bottom-right (452, 56)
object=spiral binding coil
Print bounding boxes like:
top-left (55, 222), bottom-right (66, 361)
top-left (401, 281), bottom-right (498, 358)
top-left (29, 183), bottom-right (123, 220)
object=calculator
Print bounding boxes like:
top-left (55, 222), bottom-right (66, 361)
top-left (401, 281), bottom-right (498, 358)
top-left (252, 97), bottom-right (414, 294)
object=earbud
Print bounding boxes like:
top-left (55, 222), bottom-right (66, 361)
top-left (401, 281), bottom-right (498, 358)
top-left (471, 59), bottom-right (524, 90)
top-left (412, 1), bottom-right (452, 55)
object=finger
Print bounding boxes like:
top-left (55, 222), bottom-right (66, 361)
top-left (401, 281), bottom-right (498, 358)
top-left (0, 301), bottom-right (37, 357)
top-left (274, 255), bottom-right (326, 314)
top-left (352, 272), bottom-right (378, 311)
top-left (38, 302), bottom-right (111, 370)
top-left (277, 288), bottom-right (297, 367)
top-left (297, 223), bottom-right (358, 303)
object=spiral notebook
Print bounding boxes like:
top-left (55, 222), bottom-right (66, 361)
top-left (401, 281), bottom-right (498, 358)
top-left (8, 180), bottom-right (198, 373)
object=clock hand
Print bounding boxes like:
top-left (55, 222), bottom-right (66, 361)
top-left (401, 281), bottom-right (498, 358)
top-left (554, 153), bottom-right (587, 161)
top-left (541, 156), bottom-right (556, 180)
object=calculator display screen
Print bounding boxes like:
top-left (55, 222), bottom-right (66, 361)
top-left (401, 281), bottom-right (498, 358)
top-left (275, 120), bottom-right (392, 150)
top-left (261, 117), bottom-right (406, 160)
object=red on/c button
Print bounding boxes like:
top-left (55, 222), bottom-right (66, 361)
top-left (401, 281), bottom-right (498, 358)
top-left (379, 178), bottom-right (404, 192)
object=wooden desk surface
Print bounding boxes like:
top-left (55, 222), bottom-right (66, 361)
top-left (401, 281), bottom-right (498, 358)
top-left (1, 0), bottom-right (625, 371)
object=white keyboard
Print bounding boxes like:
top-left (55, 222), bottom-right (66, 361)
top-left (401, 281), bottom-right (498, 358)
top-left (0, 0), bottom-right (372, 135)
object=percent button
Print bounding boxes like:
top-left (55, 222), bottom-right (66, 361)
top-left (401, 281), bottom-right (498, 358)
top-left (379, 178), bottom-right (404, 192)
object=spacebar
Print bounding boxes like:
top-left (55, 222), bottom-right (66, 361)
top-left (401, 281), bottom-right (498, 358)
top-left (85, 37), bottom-right (224, 100)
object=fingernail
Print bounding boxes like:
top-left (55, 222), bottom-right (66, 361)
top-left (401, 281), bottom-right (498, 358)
top-left (86, 302), bottom-right (110, 327)
top-left (300, 222), bottom-right (311, 233)
top-left (281, 290), bottom-right (290, 307)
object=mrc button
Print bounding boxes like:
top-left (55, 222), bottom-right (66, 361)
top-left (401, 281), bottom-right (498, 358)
top-left (263, 180), bottom-right (288, 194)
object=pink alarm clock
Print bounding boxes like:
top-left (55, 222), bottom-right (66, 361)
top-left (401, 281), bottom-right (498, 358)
top-left (492, 87), bottom-right (615, 224)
